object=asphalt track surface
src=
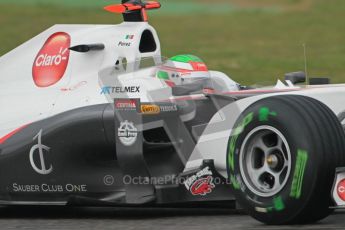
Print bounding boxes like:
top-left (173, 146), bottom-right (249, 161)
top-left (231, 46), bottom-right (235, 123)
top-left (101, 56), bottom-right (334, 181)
top-left (0, 207), bottom-right (344, 230)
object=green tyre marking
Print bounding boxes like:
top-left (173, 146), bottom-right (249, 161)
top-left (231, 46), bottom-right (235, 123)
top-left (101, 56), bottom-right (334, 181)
top-left (259, 106), bottom-right (277, 122)
top-left (290, 149), bottom-right (308, 199)
top-left (228, 112), bottom-right (254, 171)
top-left (230, 175), bottom-right (240, 190)
top-left (273, 196), bottom-right (285, 211)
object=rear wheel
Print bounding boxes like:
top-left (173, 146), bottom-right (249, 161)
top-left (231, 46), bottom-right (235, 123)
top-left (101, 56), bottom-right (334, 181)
top-left (227, 95), bottom-right (345, 225)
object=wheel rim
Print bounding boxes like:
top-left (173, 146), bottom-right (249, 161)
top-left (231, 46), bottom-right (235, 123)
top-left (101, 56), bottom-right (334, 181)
top-left (239, 125), bottom-right (292, 197)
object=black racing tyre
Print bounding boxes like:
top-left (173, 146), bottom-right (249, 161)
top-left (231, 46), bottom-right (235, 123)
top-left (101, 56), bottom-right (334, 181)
top-left (226, 95), bottom-right (345, 225)
top-left (339, 112), bottom-right (345, 131)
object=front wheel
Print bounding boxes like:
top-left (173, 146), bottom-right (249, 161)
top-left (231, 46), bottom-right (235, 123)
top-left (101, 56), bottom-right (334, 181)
top-left (227, 95), bottom-right (345, 225)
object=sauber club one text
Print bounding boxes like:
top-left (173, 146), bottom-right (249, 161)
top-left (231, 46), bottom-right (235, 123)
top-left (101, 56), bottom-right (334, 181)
top-left (12, 183), bottom-right (87, 193)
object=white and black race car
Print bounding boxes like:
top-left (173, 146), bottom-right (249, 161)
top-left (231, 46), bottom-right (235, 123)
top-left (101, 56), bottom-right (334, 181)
top-left (1, 0), bottom-right (345, 225)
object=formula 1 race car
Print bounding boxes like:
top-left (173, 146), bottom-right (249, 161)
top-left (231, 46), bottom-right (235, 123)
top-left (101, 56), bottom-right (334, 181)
top-left (1, 0), bottom-right (345, 225)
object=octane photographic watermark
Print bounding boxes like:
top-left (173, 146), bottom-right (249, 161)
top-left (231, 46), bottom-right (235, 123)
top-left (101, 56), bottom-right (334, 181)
top-left (103, 174), bottom-right (230, 187)
top-left (103, 175), bottom-right (115, 186)
top-left (121, 175), bottom-right (229, 186)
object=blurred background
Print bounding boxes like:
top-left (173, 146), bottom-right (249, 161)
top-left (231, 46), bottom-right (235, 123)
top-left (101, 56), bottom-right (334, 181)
top-left (0, 0), bottom-right (344, 85)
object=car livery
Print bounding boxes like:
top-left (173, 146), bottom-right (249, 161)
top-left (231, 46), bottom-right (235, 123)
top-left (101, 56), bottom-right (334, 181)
top-left (0, 0), bottom-right (345, 225)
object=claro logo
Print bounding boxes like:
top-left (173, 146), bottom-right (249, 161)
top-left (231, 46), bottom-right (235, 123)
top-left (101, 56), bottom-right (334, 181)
top-left (32, 32), bottom-right (71, 87)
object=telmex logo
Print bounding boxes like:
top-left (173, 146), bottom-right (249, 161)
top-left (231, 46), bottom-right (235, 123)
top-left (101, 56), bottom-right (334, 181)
top-left (101, 86), bottom-right (140, 95)
top-left (32, 32), bottom-right (71, 87)
top-left (141, 105), bottom-right (160, 115)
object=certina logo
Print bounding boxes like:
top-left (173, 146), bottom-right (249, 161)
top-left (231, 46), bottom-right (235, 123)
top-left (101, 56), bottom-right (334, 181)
top-left (184, 167), bottom-right (215, 196)
top-left (118, 120), bottom-right (138, 146)
top-left (29, 130), bottom-right (52, 175)
top-left (101, 86), bottom-right (140, 95)
top-left (115, 99), bottom-right (137, 110)
top-left (33, 32), bottom-right (71, 87)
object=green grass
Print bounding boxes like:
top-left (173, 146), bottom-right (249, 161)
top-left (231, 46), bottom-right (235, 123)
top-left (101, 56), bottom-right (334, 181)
top-left (0, 0), bottom-right (344, 85)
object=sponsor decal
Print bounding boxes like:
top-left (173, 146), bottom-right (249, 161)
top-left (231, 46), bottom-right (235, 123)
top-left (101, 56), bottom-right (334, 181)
top-left (29, 130), bottom-right (52, 175)
top-left (337, 179), bottom-right (345, 201)
top-left (290, 149), bottom-right (308, 199)
top-left (136, 103), bottom-right (177, 113)
top-left (159, 104), bottom-right (178, 112)
top-left (184, 167), bottom-right (215, 196)
top-left (101, 86), bottom-right (140, 95)
top-left (115, 99), bottom-right (137, 111)
top-left (141, 105), bottom-right (160, 115)
top-left (118, 41), bottom-right (131, 47)
top-left (190, 176), bottom-right (215, 196)
top-left (12, 183), bottom-right (87, 193)
top-left (118, 120), bottom-right (138, 146)
top-left (33, 32), bottom-right (71, 87)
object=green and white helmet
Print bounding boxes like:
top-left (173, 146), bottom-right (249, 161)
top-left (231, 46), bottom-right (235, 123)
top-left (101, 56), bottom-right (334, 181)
top-left (156, 55), bottom-right (211, 86)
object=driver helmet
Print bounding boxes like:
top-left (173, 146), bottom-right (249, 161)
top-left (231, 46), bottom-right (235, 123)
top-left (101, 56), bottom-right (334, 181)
top-left (156, 55), bottom-right (211, 87)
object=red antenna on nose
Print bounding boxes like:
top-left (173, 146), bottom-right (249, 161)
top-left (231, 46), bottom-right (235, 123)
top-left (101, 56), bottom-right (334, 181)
top-left (104, 0), bottom-right (161, 22)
